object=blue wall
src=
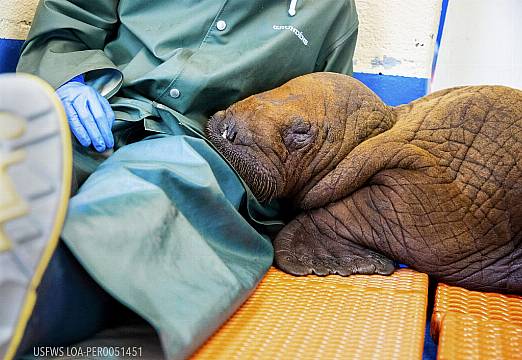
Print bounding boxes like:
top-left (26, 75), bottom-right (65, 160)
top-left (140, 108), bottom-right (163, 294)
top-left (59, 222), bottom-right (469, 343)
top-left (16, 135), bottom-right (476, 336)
top-left (0, 38), bottom-right (23, 73)
top-left (353, 72), bottom-right (429, 106)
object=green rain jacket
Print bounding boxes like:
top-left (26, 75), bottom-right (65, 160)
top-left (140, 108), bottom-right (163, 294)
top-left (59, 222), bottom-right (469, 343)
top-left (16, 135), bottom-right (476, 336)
top-left (18, 1), bottom-right (358, 358)
top-left (18, 0), bottom-right (358, 135)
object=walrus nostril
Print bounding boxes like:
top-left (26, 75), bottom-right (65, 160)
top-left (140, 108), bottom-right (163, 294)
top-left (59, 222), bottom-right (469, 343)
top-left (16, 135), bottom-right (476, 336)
top-left (226, 128), bottom-right (237, 142)
top-left (221, 123), bottom-right (238, 142)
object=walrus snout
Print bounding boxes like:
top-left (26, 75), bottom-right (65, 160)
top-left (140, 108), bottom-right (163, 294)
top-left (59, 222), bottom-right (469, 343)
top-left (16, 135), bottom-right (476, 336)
top-left (207, 105), bottom-right (286, 203)
top-left (222, 121), bottom-right (238, 142)
top-left (207, 110), bottom-right (230, 143)
top-left (208, 110), bottom-right (247, 146)
top-left (208, 110), bottom-right (225, 132)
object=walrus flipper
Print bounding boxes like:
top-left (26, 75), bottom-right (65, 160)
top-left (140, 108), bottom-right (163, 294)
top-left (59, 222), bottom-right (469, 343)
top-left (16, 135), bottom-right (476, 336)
top-left (274, 211), bottom-right (396, 276)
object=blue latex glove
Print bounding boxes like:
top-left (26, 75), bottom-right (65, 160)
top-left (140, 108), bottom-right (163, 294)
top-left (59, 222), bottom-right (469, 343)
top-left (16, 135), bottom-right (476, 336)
top-left (56, 74), bottom-right (115, 152)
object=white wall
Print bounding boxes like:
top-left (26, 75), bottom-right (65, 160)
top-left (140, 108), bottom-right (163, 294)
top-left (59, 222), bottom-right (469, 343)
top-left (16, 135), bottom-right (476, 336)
top-left (0, 0), bottom-right (38, 40)
top-left (431, 0), bottom-right (522, 90)
top-left (353, 0), bottom-right (442, 79)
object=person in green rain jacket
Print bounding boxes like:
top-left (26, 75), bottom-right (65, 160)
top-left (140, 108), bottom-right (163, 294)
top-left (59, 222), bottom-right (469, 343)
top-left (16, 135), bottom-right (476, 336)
top-left (10, 0), bottom-right (358, 358)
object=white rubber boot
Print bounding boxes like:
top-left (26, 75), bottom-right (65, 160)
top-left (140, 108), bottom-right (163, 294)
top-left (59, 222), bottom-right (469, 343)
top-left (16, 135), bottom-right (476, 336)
top-left (0, 74), bottom-right (72, 360)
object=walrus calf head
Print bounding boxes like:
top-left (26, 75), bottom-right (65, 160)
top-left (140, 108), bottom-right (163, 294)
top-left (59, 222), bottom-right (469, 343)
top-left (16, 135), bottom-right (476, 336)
top-left (207, 72), bottom-right (395, 204)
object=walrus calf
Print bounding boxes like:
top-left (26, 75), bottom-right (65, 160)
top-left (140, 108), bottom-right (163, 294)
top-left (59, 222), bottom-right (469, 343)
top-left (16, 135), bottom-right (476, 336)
top-left (207, 72), bottom-right (522, 294)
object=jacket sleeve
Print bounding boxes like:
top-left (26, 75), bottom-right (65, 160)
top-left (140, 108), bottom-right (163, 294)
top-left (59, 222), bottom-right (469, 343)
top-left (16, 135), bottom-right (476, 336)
top-left (314, 0), bottom-right (359, 75)
top-left (318, 28), bottom-right (358, 75)
top-left (16, 0), bottom-right (122, 96)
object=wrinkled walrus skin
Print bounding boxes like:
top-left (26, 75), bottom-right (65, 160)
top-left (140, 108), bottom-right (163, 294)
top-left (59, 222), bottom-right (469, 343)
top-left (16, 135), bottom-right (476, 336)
top-left (207, 72), bottom-right (522, 294)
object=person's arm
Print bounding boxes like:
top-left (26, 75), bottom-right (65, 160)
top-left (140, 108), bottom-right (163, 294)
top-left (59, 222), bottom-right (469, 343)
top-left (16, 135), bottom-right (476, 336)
top-left (317, 29), bottom-right (358, 75)
top-left (17, 0), bottom-right (122, 97)
top-left (17, 0), bottom-right (120, 151)
top-left (314, 0), bottom-right (359, 75)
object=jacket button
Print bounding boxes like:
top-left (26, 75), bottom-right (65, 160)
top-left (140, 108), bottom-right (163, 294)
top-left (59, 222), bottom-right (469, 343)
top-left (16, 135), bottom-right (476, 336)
top-left (169, 88), bottom-right (180, 98)
top-left (216, 20), bottom-right (227, 31)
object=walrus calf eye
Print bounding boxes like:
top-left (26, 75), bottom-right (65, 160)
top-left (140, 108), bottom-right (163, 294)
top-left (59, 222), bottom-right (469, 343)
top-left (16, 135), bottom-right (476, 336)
top-left (282, 119), bottom-right (314, 151)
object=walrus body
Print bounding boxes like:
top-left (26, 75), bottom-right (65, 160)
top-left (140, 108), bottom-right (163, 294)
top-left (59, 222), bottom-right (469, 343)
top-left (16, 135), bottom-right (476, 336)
top-left (207, 72), bottom-right (522, 293)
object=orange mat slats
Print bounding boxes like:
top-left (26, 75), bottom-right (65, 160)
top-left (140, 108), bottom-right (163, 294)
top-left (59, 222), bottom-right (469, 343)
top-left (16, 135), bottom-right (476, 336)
top-left (431, 283), bottom-right (522, 341)
top-left (437, 313), bottom-right (522, 360)
top-left (192, 268), bottom-right (429, 360)
top-left (431, 283), bottom-right (522, 360)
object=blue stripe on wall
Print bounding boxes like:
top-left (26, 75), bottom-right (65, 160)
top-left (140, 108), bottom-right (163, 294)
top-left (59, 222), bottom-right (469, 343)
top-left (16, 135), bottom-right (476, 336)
top-left (436, 0), bottom-right (449, 53)
top-left (431, 0), bottom-right (449, 78)
top-left (0, 38), bottom-right (24, 73)
top-left (353, 72), bottom-right (429, 106)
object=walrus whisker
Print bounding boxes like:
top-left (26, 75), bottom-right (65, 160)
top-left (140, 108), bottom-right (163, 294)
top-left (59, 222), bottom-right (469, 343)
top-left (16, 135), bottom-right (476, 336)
top-left (217, 145), bottom-right (278, 203)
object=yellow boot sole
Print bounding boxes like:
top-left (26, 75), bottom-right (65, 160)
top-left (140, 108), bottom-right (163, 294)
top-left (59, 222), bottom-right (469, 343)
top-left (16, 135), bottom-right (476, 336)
top-left (0, 74), bottom-right (72, 360)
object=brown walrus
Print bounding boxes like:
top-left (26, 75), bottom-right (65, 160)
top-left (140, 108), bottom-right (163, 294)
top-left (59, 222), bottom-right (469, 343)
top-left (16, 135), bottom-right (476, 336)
top-left (207, 72), bottom-right (522, 294)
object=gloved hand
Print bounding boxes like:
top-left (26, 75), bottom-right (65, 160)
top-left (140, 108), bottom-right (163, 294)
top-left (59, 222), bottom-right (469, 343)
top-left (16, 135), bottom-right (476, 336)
top-left (56, 75), bottom-right (115, 152)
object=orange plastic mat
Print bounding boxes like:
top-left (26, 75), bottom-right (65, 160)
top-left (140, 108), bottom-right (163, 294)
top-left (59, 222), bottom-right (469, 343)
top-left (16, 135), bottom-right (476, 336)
top-left (431, 283), bottom-right (522, 342)
top-left (437, 312), bottom-right (522, 360)
top-left (192, 267), bottom-right (429, 360)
